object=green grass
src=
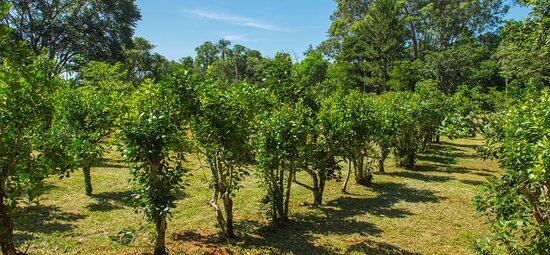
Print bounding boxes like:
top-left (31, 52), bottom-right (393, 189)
top-left (13, 137), bottom-right (501, 255)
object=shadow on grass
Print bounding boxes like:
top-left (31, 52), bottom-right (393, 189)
top-left (389, 171), bottom-right (454, 183)
top-left (326, 182), bottom-right (443, 219)
top-left (347, 240), bottom-right (421, 255)
top-left (414, 164), bottom-right (496, 179)
top-left (95, 162), bottom-right (128, 169)
top-left (173, 182), bottom-right (440, 254)
top-left (440, 141), bottom-right (479, 150)
top-left (14, 205), bottom-right (84, 243)
top-left (460, 179), bottom-right (487, 186)
top-left (418, 153), bottom-right (457, 165)
top-left (420, 141), bottom-right (481, 165)
top-left (87, 190), bottom-right (134, 212)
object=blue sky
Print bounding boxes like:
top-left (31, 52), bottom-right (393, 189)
top-left (135, 0), bottom-right (531, 61)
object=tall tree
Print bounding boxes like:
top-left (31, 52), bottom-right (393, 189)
top-left (123, 37), bottom-right (171, 85)
top-left (194, 41), bottom-right (219, 75)
top-left (496, 0), bottom-right (549, 89)
top-left (329, 0), bottom-right (373, 38)
top-left (325, 0), bottom-right (508, 91)
top-left (1, 0), bottom-right (141, 73)
top-left (290, 52), bottom-right (341, 205)
top-left (344, 0), bottom-right (406, 93)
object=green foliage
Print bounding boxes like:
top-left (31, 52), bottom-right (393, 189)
top-left (440, 86), bottom-right (486, 139)
top-left (0, 8), bottom-right (67, 253)
top-left (123, 37), bottom-right (171, 85)
top-left (195, 40), bottom-right (265, 84)
top-left (423, 42), bottom-right (501, 94)
top-left (117, 67), bottom-right (198, 254)
top-left (388, 60), bottom-right (422, 91)
top-left (390, 92), bottom-right (422, 168)
top-left (319, 90), bottom-right (378, 186)
top-left (257, 52), bottom-right (297, 102)
top-left (496, 0), bottom-right (549, 89)
top-left (191, 81), bottom-right (262, 236)
top-left (293, 52), bottom-right (328, 90)
top-left (325, 0), bottom-right (508, 93)
top-left (372, 92), bottom-right (403, 172)
top-left (50, 83), bottom-right (114, 195)
top-left (476, 90), bottom-right (550, 254)
top-left (255, 103), bottom-right (313, 223)
top-left (415, 80), bottom-right (448, 146)
top-left (344, 0), bottom-right (406, 93)
top-left (323, 61), bottom-right (361, 94)
top-left (1, 0), bottom-right (141, 72)
top-left (118, 80), bottom-right (188, 222)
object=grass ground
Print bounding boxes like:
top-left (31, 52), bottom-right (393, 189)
top-left (13, 137), bottom-right (500, 255)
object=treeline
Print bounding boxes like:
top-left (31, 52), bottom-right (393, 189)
top-left (0, 1), bottom-right (548, 255)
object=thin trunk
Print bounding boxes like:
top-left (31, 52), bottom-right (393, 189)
top-left (314, 174), bottom-right (326, 205)
top-left (209, 185), bottom-right (225, 233)
top-left (150, 159), bottom-right (167, 255)
top-left (82, 165), bottom-right (93, 196)
top-left (379, 146), bottom-right (389, 173)
top-left (277, 161), bottom-right (285, 221)
top-left (283, 158), bottom-right (295, 221)
top-left (310, 172), bottom-right (321, 205)
top-left (520, 185), bottom-right (548, 225)
top-left (154, 214), bottom-right (167, 255)
top-left (342, 159), bottom-right (352, 194)
top-left (217, 158), bottom-right (235, 238)
top-left (0, 170), bottom-right (16, 255)
top-left (355, 156), bottom-right (367, 186)
top-left (209, 158), bottom-right (226, 233)
top-left (222, 196), bottom-right (235, 238)
top-left (406, 150), bottom-right (416, 169)
top-left (269, 166), bottom-right (277, 225)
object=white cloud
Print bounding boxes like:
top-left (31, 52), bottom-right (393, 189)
top-left (183, 9), bottom-right (286, 32)
top-left (222, 34), bottom-right (249, 42)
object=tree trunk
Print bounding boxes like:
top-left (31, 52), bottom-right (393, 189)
top-left (355, 157), bottom-right (368, 186)
top-left (222, 196), bottom-right (235, 238)
top-left (314, 174), bottom-right (326, 205)
top-left (435, 134), bottom-right (441, 144)
top-left (269, 167), bottom-right (278, 225)
top-left (82, 165), bottom-right (93, 196)
top-left (209, 160), bottom-right (226, 234)
top-left (365, 172), bottom-right (373, 187)
top-left (405, 151), bottom-right (416, 169)
top-left (154, 214), bottom-right (167, 255)
top-left (0, 171), bottom-right (16, 255)
top-left (310, 173), bottom-right (321, 205)
top-left (276, 161), bottom-right (285, 223)
top-left (150, 159), bottom-right (167, 255)
top-left (209, 185), bottom-right (226, 233)
top-left (422, 135), bottom-right (429, 151)
top-left (342, 160), bottom-right (352, 194)
top-left (379, 146), bottom-right (389, 173)
top-left (283, 158), bottom-right (295, 221)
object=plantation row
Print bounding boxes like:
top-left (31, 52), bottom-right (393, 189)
top-left (1, 15), bottom-right (476, 255)
top-left (1, 0), bottom-right (549, 255)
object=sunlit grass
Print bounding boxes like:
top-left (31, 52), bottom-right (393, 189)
top-left (14, 137), bottom-right (500, 255)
